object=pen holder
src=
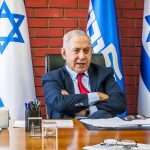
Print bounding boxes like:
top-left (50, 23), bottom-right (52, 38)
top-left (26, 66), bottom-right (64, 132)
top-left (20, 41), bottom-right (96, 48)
top-left (25, 110), bottom-right (41, 132)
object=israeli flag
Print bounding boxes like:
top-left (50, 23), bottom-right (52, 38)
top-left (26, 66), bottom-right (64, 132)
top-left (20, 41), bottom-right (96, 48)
top-left (0, 0), bottom-right (36, 120)
top-left (87, 0), bottom-right (127, 117)
top-left (138, 0), bottom-right (150, 117)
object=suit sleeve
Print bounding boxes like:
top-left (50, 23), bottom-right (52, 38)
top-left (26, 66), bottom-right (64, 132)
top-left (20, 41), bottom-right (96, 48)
top-left (42, 72), bottom-right (89, 115)
top-left (96, 68), bottom-right (127, 116)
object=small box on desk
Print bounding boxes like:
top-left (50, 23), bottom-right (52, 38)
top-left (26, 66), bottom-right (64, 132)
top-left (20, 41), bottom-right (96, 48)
top-left (28, 117), bottom-right (42, 137)
top-left (0, 107), bottom-right (9, 128)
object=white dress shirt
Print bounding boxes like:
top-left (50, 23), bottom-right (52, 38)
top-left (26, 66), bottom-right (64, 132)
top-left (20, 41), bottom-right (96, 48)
top-left (66, 65), bottom-right (100, 115)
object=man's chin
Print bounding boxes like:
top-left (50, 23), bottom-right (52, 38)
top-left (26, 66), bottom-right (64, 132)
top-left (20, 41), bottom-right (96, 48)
top-left (75, 68), bottom-right (87, 73)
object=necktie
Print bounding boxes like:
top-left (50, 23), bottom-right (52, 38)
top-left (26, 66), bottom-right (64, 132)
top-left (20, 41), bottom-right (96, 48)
top-left (77, 73), bottom-right (90, 94)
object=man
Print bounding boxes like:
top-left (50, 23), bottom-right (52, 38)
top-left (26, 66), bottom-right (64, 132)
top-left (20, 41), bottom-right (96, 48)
top-left (42, 30), bottom-right (126, 119)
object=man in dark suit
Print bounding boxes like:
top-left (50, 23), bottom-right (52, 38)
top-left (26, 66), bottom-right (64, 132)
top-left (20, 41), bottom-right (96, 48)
top-left (42, 30), bottom-right (126, 119)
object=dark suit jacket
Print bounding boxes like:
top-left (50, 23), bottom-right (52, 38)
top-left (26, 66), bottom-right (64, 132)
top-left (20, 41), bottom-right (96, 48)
top-left (42, 63), bottom-right (126, 118)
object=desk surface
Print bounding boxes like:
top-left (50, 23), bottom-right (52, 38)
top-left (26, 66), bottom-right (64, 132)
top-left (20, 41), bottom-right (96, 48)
top-left (0, 119), bottom-right (150, 150)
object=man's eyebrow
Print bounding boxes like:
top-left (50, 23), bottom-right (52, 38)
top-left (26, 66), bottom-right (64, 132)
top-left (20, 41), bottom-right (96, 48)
top-left (83, 47), bottom-right (91, 49)
top-left (71, 46), bottom-right (91, 50)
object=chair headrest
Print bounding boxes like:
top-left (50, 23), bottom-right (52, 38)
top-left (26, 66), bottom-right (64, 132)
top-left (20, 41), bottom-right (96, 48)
top-left (45, 54), bottom-right (106, 73)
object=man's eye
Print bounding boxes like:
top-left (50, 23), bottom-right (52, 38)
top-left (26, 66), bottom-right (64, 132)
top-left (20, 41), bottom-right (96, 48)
top-left (84, 49), bottom-right (90, 54)
top-left (73, 49), bottom-right (79, 53)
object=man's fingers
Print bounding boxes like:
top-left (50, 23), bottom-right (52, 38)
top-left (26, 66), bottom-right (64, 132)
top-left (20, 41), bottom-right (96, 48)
top-left (61, 89), bottom-right (69, 95)
top-left (76, 110), bottom-right (86, 116)
top-left (98, 92), bottom-right (109, 101)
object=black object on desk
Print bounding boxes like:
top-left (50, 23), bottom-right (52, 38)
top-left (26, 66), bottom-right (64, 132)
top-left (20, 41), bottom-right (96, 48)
top-left (25, 110), bottom-right (41, 132)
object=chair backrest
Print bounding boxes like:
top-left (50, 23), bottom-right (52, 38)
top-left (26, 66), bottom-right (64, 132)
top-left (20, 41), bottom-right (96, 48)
top-left (45, 54), bottom-right (105, 73)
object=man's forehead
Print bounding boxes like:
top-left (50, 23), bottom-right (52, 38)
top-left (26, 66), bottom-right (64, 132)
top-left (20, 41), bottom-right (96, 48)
top-left (69, 34), bottom-right (90, 41)
top-left (69, 37), bottom-right (91, 45)
top-left (71, 46), bottom-right (91, 49)
top-left (65, 35), bottom-right (91, 50)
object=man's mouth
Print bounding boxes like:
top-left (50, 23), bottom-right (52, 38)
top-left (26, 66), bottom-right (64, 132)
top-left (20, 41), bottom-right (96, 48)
top-left (76, 63), bottom-right (85, 67)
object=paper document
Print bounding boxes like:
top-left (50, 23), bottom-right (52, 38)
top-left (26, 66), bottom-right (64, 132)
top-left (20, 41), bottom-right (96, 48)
top-left (13, 120), bottom-right (25, 128)
top-left (80, 117), bottom-right (150, 128)
top-left (13, 120), bottom-right (74, 128)
top-left (42, 120), bottom-right (74, 128)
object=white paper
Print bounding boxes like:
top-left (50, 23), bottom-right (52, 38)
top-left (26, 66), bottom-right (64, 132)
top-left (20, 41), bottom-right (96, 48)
top-left (80, 117), bottom-right (150, 128)
top-left (42, 120), bottom-right (74, 128)
top-left (13, 120), bottom-right (74, 128)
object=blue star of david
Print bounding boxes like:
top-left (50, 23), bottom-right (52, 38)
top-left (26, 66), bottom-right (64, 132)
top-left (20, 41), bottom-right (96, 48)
top-left (0, 1), bottom-right (25, 54)
top-left (0, 97), bottom-right (4, 107)
top-left (145, 15), bottom-right (150, 42)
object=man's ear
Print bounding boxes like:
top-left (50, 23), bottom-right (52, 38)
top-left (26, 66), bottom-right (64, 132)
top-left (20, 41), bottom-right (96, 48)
top-left (61, 48), bottom-right (66, 60)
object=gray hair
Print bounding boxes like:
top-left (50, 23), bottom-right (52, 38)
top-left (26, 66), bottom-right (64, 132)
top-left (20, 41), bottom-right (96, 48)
top-left (63, 30), bottom-right (91, 49)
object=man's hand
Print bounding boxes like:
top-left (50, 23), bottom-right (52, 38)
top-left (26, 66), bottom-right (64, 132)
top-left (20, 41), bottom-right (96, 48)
top-left (61, 89), bottom-right (87, 116)
top-left (75, 109), bottom-right (86, 116)
top-left (61, 89), bottom-right (69, 95)
top-left (98, 92), bottom-right (109, 101)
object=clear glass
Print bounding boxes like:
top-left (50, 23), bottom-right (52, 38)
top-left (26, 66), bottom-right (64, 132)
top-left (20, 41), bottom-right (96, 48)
top-left (42, 120), bottom-right (58, 150)
top-left (42, 120), bottom-right (58, 138)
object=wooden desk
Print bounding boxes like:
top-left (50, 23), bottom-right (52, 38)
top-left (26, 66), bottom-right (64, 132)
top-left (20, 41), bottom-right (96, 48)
top-left (0, 119), bottom-right (150, 150)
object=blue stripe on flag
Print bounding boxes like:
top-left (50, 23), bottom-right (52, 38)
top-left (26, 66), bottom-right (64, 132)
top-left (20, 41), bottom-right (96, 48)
top-left (140, 45), bottom-right (150, 92)
top-left (0, 98), bottom-right (4, 107)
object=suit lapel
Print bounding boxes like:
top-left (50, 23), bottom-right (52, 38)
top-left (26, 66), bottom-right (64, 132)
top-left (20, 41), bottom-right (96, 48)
top-left (62, 67), bottom-right (75, 94)
top-left (88, 64), bottom-right (98, 92)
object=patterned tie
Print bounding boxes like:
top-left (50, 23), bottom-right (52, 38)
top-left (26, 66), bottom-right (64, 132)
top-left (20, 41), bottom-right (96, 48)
top-left (77, 73), bottom-right (90, 94)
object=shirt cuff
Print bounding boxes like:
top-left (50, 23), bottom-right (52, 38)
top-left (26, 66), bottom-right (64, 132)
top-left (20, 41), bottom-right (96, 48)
top-left (87, 92), bottom-right (100, 105)
top-left (89, 105), bottom-right (98, 115)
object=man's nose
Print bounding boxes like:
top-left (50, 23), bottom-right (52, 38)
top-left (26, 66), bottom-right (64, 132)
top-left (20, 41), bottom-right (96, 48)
top-left (78, 50), bottom-right (86, 59)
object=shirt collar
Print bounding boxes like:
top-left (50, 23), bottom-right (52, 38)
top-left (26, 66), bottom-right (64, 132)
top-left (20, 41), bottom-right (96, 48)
top-left (65, 65), bottom-right (89, 80)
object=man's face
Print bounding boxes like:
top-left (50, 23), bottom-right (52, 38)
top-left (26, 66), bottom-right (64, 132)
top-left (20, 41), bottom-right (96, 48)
top-left (61, 35), bottom-right (92, 73)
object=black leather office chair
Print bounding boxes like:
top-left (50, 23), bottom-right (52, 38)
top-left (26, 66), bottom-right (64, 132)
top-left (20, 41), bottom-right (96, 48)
top-left (45, 54), bottom-right (105, 73)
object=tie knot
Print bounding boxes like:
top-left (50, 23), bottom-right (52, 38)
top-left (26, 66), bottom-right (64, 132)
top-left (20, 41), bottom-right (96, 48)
top-left (77, 73), bottom-right (84, 80)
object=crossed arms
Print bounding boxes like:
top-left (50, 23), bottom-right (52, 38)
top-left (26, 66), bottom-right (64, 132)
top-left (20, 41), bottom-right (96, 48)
top-left (42, 66), bottom-right (126, 118)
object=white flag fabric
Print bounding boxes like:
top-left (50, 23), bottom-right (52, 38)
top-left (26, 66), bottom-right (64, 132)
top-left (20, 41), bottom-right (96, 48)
top-left (138, 0), bottom-right (150, 117)
top-left (0, 0), bottom-right (36, 120)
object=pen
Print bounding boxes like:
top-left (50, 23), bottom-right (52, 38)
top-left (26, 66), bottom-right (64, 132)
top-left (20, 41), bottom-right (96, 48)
top-left (25, 99), bottom-right (41, 110)
top-left (25, 103), bottom-right (30, 110)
